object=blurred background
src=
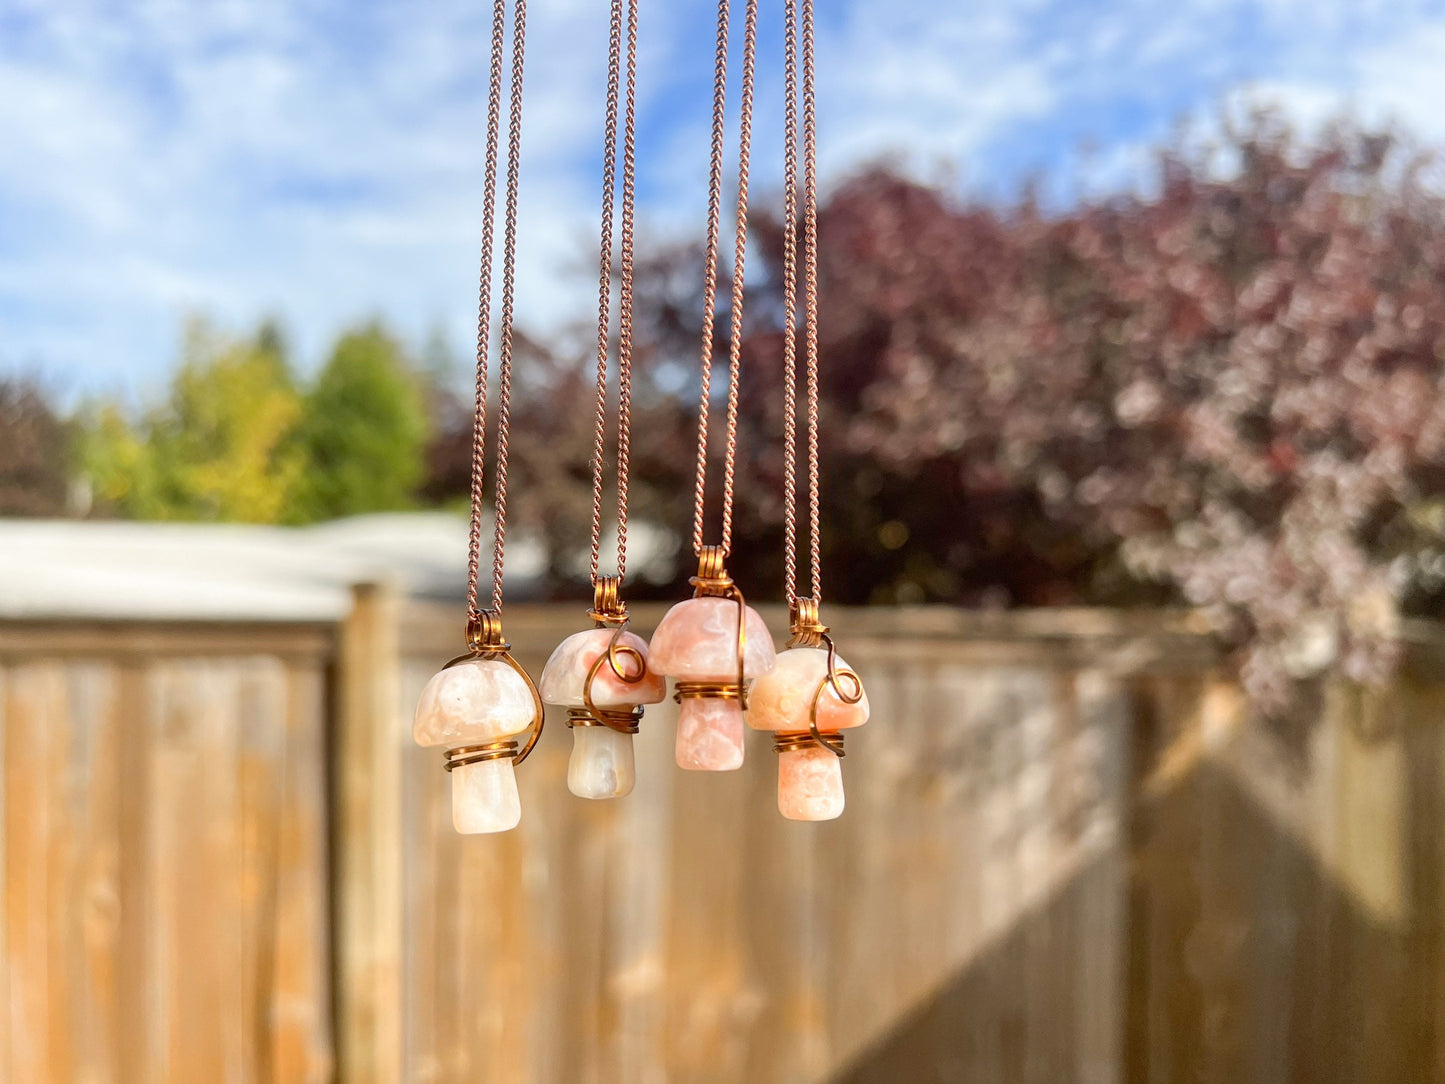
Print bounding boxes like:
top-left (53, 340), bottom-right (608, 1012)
top-left (4, 1), bottom-right (1445, 1081)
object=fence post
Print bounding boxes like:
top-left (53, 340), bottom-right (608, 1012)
top-left (334, 582), bottom-right (404, 1083)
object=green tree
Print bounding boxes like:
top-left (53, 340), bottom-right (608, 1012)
top-left (291, 322), bottom-right (430, 521)
top-left (78, 402), bottom-right (162, 516)
top-left (81, 319), bottom-right (305, 522)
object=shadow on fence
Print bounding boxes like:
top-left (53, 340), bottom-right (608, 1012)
top-left (1, 588), bottom-right (1442, 1082)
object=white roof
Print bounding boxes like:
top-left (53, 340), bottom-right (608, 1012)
top-left (0, 513), bottom-right (542, 622)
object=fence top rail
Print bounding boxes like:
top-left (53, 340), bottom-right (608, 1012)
top-left (0, 619), bottom-right (337, 661)
top-left (4, 600), bottom-right (1444, 680)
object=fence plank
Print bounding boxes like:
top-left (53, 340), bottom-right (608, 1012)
top-left (3, 605), bottom-right (1445, 1082)
top-left (269, 663), bottom-right (334, 1083)
top-left (335, 583), bottom-right (405, 1083)
top-left (5, 663), bottom-right (58, 1082)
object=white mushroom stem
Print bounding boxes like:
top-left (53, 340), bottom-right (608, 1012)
top-left (450, 759), bottom-right (522, 834)
top-left (567, 726), bottom-right (637, 799)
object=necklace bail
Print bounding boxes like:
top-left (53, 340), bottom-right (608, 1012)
top-left (589, 576), bottom-right (629, 626)
top-left (690, 545), bottom-right (735, 598)
top-left (465, 608), bottom-right (508, 654)
top-left (788, 596), bottom-right (828, 647)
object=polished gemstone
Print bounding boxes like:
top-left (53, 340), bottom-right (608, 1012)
top-left (674, 696), bottom-right (746, 771)
top-left (412, 656), bottom-right (535, 747)
top-left (746, 645), bottom-right (869, 733)
top-left (450, 758), bottom-right (523, 834)
top-left (647, 596), bottom-right (776, 680)
top-left (567, 724), bottom-right (637, 799)
top-left (777, 745), bottom-right (845, 821)
top-left (539, 627), bottom-right (666, 708)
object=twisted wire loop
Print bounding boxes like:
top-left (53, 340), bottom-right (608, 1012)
top-left (692, 0), bottom-right (759, 558)
top-left (569, 621), bottom-right (649, 734)
top-left (675, 546), bottom-right (751, 710)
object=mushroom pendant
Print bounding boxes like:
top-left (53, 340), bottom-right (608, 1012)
top-left (747, 599), bottom-right (868, 820)
top-left (539, 578), bottom-right (665, 799)
top-left (648, 547), bottom-right (776, 771)
top-left (412, 612), bottom-right (544, 834)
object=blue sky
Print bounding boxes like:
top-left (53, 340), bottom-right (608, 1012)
top-left (4, 0), bottom-right (1445, 401)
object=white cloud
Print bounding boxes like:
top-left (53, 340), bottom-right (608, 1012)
top-left (0, 0), bottom-right (617, 396)
top-left (4, 0), bottom-right (1445, 398)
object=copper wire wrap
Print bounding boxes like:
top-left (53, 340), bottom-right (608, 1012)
top-left (691, 0), bottom-right (760, 558)
top-left (689, 545), bottom-right (733, 597)
top-left (466, 0), bottom-right (529, 623)
top-left (442, 614), bottom-right (546, 768)
top-left (445, 741), bottom-right (521, 770)
top-left (674, 547), bottom-right (751, 710)
top-left (567, 708), bottom-right (642, 735)
top-left (588, 576), bottom-right (628, 626)
top-left (774, 600), bottom-right (859, 759)
top-left (788, 595), bottom-right (828, 648)
top-left (773, 730), bottom-right (843, 756)
top-left (568, 617), bottom-right (650, 734)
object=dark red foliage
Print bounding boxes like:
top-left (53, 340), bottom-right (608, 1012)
top-left (0, 377), bottom-right (72, 517)
top-left (427, 112), bottom-right (1445, 708)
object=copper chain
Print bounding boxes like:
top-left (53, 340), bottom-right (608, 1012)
top-left (781, 0), bottom-right (822, 603)
top-left (781, 0), bottom-right (800, 604)
top-left (691, 0), bottom-right (759, 557)
top-left (616, 0), bottom-right (638, 581)
top-left (690, 0), bottom-right (730, 556)
top-left (803, 0), bottom-right (821, 602)
top-left (465, 0), bottom-right (528, 621)
top-left (465, 0), bottom-right (509, 620)
top-left (589, 0), bottom-right (640, 585)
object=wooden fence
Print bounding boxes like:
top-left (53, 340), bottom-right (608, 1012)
top-left (2, 592), bottom-right (1443, 1082)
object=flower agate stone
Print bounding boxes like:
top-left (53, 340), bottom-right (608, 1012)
top-left (451, 758), bottom-right (522, 834)
top-left (540, 628), bottom-right (665, 799)
top-left (747, 646), bottom-right (870, 733)
top-left (539, 628), bottom-right (666, 708)
top-left (566, 725), bottom-right (635, 799)
top-left (747, 646), bottom-right (869, 821)
top-left (648, 596), bottom-right (776, 771)
top-left (413, 657), bottom-right (536, 834)
top-left (777, 744), bottom-right (846, 821)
